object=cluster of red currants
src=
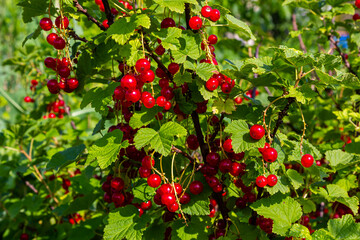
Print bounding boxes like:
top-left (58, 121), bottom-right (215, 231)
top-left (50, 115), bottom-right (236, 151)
top-left (102, 175), bottom-right (135, 208)
top-left (68, 213), bottom-right (84, 225)
top-left (24, 80), bottom-right (39, 103)
top-left (97, 0), bottom-right (134, 28)
top-left (39, 15), bottom-right (79, 95)
top-left (42, 99), bottom-right (67, 119)
top-left (188, 5), bottom-right (221, 31)
top-left (205, 73), bottom-right (235, 94)
top-left (256, 215), bottom-right (274, 234)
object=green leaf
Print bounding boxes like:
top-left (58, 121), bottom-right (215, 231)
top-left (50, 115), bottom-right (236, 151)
top-left (251, 194), bottom-right (302, 236)
top-left (225, 14), bottom-right (256, 40)
top-left (286, 169), bottom-right (304, 190)
top-left (196, 63), bottom-right (217, 81)
top-left (129, 106), bottom-right (162, 129)
top-left (153, 0), bottom-right (198, 13)
top-left (288, 224), bottom-right (311, 239)
top-left (297, 198), bottom-right (316, 214)
top-left (134, 122), bottom-right (187, 156)
top-left (212, 98), bottom-right (236, 115)
top-left (182, 185), bottom-right (211, 216)
top-left (266, 176), bottom-right (290, 195)
top-left (152, 27), bottom-right (182, 50)
top-left (224, 120), bottom-right (265, 153)
top-left (80, 83), bottom-right (119, 116)
top-left (172, 32), bottom-right (202, 63)
top-left (345, 142), bottom-right (360, 154)
top-left (311, 229), bottom-right (334, 240)
top-left (328, 214), bottom-right (360, 239)
top-left (88, 130), bottom-right (128, 169)
top-left (46, 144), bottom-right (86, 171)
top-left (173, 71), bottom-right (193, 86)
top-left (104, 205), bottom-right (151, 240)
top-left (171, 216), bottom-right (209, 240)
top-left (127, 39), bottom-right (143, 66)
top-left (107, 17), bottom-right (135, 45)
top-left (18, 0), bottom-right (49, 23)
top-left (22, 26), bottom-right (41, 46)
top-left (325, 150), bottom-right (354, 170)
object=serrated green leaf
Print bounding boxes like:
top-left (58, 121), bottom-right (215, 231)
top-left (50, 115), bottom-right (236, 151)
top-left (104, 205), bottom-right (151, 240)
top-left (212, 98), bottom-right (236, 115)
top-left (224, 120), bottom-right (265, 153)
top-left (152, 27), bottom-right (182, 50)
top-left (153, 0), bottom-right (198, 13)
top-left (173, 71), bottom-right (193, 86)
top-left (266, 176), bottom-right (290, 195)
top-left (251, 194), bottom-right (302, 236)
top-left (171, 216), bottom-right (209, 240)
top-left (297, 198), bottom-right (316, 214)
top-left (286, 169), bottom-right (304, 190)
top-left (288, 224), bottom-right (312, 240)
top-left (328, 214), bottom-right (360, 239)
top-left (225, 14), bottom-right (256, 40)
top-left (88, 130), bottom-right (128, 169)
top-left (325, 149), bottom-right (354, 170)
top-left (182, 185), bottom-right (211, 216)
top-left (134, 122), bottom-right (187, 156)
top-left (18, 0), bottom-right (49, 23)
top-left (172, 32), bottom-right (202, 63)
top-left (129, 106), bottom-right (162, 129)
top-left (46, 144), bottom-right (86, 171)
top-left (196, 63), bottom-right (217, 81)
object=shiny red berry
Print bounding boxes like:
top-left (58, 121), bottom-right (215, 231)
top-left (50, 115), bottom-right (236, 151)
top-left (262, 148), bottom-right (278, 163)
top-left (208, 35), bottom-right (218, 45)
top-left (136, 58), bottom-right (151, 73)
top-left (186, 134), bottom-right (199, 150)
top-left (161, 18), bottom-right (176, 29)
top-left (121, 74), bottom-right (137, 90)
top-left (141, 200), bottom-right (152, 210)
top-left (161, 193), bottom-right (176, 206)
top-left (147, 174), bottom-right (161, 188)
top-left (179, 192), bottom-right (191, 204)
top-left (234, 96), bottom-right (243, 104)
top-left (167, 202), bottom-right (179, 212)
top-left (201, 6), bottom-right (212, 18)
top-left (219, 159), bottom-right (232, 173)
top-left (53, 37), bottom-right (66, 50)
top-left (210, 9), bottom-right (221, 22)
top-left (40, 17), bottom-right (52, 31)
top-left (301, 154), bottom-right (314, 168)
top-left (189, 181), bottom-right (203, 195)
top-left (140, 69), bottom-right (155, 83)
top-left (168, 63), bottom-right (179, 75)
top-left (156, 96), bottom-right (166, 107)
top-left (111, 177), bottom-right (124, 191)
top-left (256, 176), bottom-right (267, 188)
top-left (206, 152), bottom-right (220, 167)
top-left (250, 124), bottom-right (265, 140)
top-left (267, 175), bottom-right (278, 187)
top-left (206, 78), bottom-right (219, 91)
top-left (47, 33), bottom-right (58, 45)
top-left (55, 16), bottom-right (69, 29)
top-left (223, 139), bottom-right (233, 153)
top-left (189, 16), bottom-right (202, 30)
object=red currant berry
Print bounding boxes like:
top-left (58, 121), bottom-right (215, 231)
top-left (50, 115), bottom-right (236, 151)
top-left (208, 35), bottom-right (218, 45)
top-left (139, 167), bottom-right (151, 178)
top-left (40, 17), bottom-right (52, 31)
top-left (136, 58), bottom-right (151, 73)
top-left (179, 192), bottom-right (191, 204)
top-left (173, 183), bottom-right (183, 195)
top-left (262, 148), bottom-right (278, 163)
top-left (47, 79), bottom-right (60, 94)
top-left (186, 134), bottom-right (199, 150)
top-left (46, 33), bottom-right (58, 45)
top-left (167, 202), bottom-right (179, 212)
top-left (201, 6), bottom-right (212, 18)
top-left (221, 82), bottom-right (232, 94)
top-left (189, 181), bottom-right (203, 195)
top-left (31, 79), bottom-right (38, 86)
top-left (161, 87), bottom-right (174, 100)
top-left (156, 96), bottom-right (166, 107)
top-left (143, 96), bottom-right (155, 108)
top-left (24, 96), bottom-right (33, 103)
top-left (209, 9), bottom-right (221, 22)
top-left (301, 154), bottom-right (314, 168)
top-left (189, 16), bottom-right (202, 30)
top-left (161, 18), bottom-right (176, 29)
top-left (111, 177), bottom-right (124, 191)
top-left (234, 96), bottom-right (243, 104)
top-left (249, 124), bottom-right (265, 140)
top-left (53, 37), bottom-right (66, 50)
top-left (44, 57), bottom-right (56, 69)
top-left (205, 78), bottom-right (219, 91)
top-left (156, 68), bottom-right (167, 78)
top-left (20, 233), bottom-right (29, 240)
top-left (155, 44), bottom-right (165, 55)
top-left (112, 192), bottom-right (125, 205)
top-left (141, 156), bottom-right (155, 169)
top-left (223, 139), bottom-right (233, 153)
top-left (163, 101), bottom-right (172, 111)
top-left (67, 78), bottom-right (79, 90)
top-left (140, 69), bottom-right (155, 83)
top-left (213, 183), bottom-right (223, 193)
top-left (207, 176), bottom-right (219, 188)
top-left (219, 159), bottom-right (232, 173)
top-left (102, 19), bottom-right (109, 29)
top-left (168, 63), bottom-right (179, 75)
top-left (267, 175), bottom-right (278, 187)
top-left (356, 0), bottom-right (360, 8)
top-left (159, 78), bottom-right (169, 88)
top-left (147, 174), bottom-right (161, 188)
top-left (141, 200), bottom-right (152, 210)
top-left (121, 74), bottom-right (137, 90)
top-left (161, 193), bottom-right (176, 206)
top-left (206, 152), bottom-right (220, 167)
top-left (256, 176), bottom-right (267, 188)
top-left (55, 16), bottom-right (69, 29)
top-left (230, 162), bottom-right (244, 177)
top-left (353, 13), bottom-right (360, 21)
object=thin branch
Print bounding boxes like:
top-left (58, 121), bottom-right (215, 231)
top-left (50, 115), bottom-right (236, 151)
top-left (171, 146), bottom-right (198, 168)
top-left (190, 111), bottom-right (209, 159)
top-left (328, 35), bottom-right (356, 75)
top-left (292, 13), bottom-right (307, 53)
top-left (102, 0), bottom-right (114, 25)
top-left (143, 39), bottom-right (173, 81)
top-left (17, 172), bottom-right (38, 194)
top-left (270, 97), bottom-right (295, 138)
top-left (68, 30), bottom-right (88, 43)
top-left (73, 0), bottom-right (106, 31)
top-left (209, 113), bottom-right (225, 143)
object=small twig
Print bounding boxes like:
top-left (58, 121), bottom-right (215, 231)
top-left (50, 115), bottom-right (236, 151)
top-left (102, 0), bottom-right (114, 25)
top-left (171, 146), bottom-right (198, 166)
top-left (17, 173), bottom-right (38, 194)
top-left (68, 30), bottom-right (88, 43)
top-left (271, 97), bottom-right (295, 138)
top-left (292, 13), bottom-right (307, 53)
top-left (328, 35), bottom-right (356, 75)
top-left (73, 0), bottom-right (106, 31)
